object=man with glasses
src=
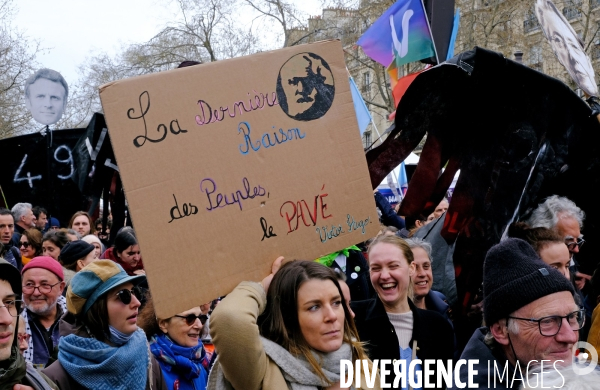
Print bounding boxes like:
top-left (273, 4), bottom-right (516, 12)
top-left (451, 239), bottom-right (580, 390)
top-left (0, 258), bottom-right (57, 389)
top-left (20, 257), bottom-right (67, 368)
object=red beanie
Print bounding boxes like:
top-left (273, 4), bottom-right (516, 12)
top-left (21, 256), bottom-right (64, 281)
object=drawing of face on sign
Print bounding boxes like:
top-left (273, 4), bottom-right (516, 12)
top-left (536, 0), bottom-right (598, 97)
top-left (276, 52), bottom-right (335, 121)
top-left (25, 68), bottom-right (69, 126)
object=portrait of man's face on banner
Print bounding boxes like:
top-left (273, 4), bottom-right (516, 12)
top-left (536, 0), bottom-right (598, 97)
top-left (24, 68), bottom-right (69, 126)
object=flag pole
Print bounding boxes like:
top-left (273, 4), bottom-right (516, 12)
top-left (369, 116), bottom-right (383, 149)
top-left (420, 0), bottom-right (439, 64)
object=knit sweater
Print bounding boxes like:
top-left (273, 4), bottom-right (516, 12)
top-left (386, 311), bottom-right (413, 349)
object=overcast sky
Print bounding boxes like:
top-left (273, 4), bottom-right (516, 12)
top-left (15, 0), bottom-right (322, 86)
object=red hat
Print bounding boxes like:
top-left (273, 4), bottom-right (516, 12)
top-left (21, 256), bottom-right (64, 281)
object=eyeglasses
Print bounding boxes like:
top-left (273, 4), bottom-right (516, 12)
top-left (115, 286), bottom-right (143, 305)
top-left (22, 282), bottom-right (61, 294)
top-left (17, 333), bottom-right (31, 343)
top-left (20, 242), bottom-right (30, 248)
top-left (508, 309), bottom-right (585, 337)
top-left (565, 238), bottom-right (585, 251)
top-left (174, 313), bottom-right (208, 325)
top-left (0, 300), bottom-right (23, 317)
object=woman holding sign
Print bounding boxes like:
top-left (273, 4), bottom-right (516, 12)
top-left (208, 258), bottom-right (381, 389)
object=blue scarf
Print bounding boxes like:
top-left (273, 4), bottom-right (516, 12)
top-left (58, 328), bottom-right (149, 390)
top-left (109, 325), bottom-right (134, 346)
top-left (150, 334), bottom-right (208, 390)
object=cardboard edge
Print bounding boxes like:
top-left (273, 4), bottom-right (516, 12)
top-left (97, 39), bottom-right (343, 92)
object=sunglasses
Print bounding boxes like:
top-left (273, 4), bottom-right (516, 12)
top-left (174, 313), bottom-right (208, 325)
top-left (20, 242), bottom-right (30, 248)
top-left (115, 286), bottom-right (143, 305)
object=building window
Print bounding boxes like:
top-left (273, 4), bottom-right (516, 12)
top-left (363, 131), bottom-right (372, 149)
top-left (592, 44), bottom-right (600, 60)
top-left (362, 72), bottom-right (371, 93)
top-left (481, 0), bottom-right (505, 7)
top-left (528, 45), bottom-right (543, 72)
top-left (523, 9), bottom-right (540, 33)
top-left (563, 0), bottom-right (582, 20)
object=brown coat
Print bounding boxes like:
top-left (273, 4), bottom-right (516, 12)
top-left (209, 281), bottom-right (381, 390)
top-left (43, 355), bottom-right (165, 390)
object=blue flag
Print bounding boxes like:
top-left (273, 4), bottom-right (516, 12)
top-left (349, 77), bottom-right (372, 135)
top-left (446, 8), bottom-right (460, 60)
top-left (398, 161), bottom-right (408, 193)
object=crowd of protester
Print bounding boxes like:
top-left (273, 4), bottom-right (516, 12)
top-left (1, 193), bottom-right (599, 389)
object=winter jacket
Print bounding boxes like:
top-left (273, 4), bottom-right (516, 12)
top-left (150, 334), bottom-right (209, 390)
top-left (330, 249), bottom-right (374, 302)
top-left (101, 247), bottom-right (145, 276)
top-left (424, 290), bottom-right (458, 359)
top-left (0, 245), bottom-right (21, 270)
top-left (22, 295), bottom-right (67, 367)
top-left (208, 281), bottom-right (382, 389)
top-left (24, 363), bottom-right (58, 390)
top-left (425, 290), bottom-right (453, 326)
top-left (351, 295), bottom-right (454, 389)
top-left (43, 356), bottom-right (165, 390)
top-left (448, 327), bottom-right (518, 390)
top-left (0, 346), bottom-right (57, 390)
top-left (42, 317), bottom-right (166, 390)
top-left (374, 191), bottom-right (405, 230)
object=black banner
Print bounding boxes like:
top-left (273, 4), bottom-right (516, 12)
top-left (1, 113), bottom-right (118, 228)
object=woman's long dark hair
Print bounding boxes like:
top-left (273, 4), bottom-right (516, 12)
top-left (114, 228), bottom-right (138, 255)
top-left (42, 230), bottom-right (69, 249)
top-left (79, 296), bottom-right (110, 343)
top-left (257, 260), bottom-right (367, 384)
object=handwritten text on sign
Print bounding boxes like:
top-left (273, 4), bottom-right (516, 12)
top-left (100, 41), bottom-right (379, 318)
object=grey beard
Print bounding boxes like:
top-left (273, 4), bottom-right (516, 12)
top-left (25, 298), bottom-right (57, 317)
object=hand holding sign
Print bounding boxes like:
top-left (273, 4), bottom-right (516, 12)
top-left (261, 256), bottom-right (285, 292)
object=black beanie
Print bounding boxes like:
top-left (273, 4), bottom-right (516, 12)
top-left (0, 258), bottom-right (22, 296)
top-left (483, 238), bottom-right (575, 326)
top-left (59, 241), bottom-right (95, 267)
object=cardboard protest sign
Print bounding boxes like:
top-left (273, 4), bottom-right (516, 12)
top-left (99, 40), bottom-right (379, 318)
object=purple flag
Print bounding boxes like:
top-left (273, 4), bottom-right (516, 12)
top-left (357, 0), bottom-right (436, 67)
